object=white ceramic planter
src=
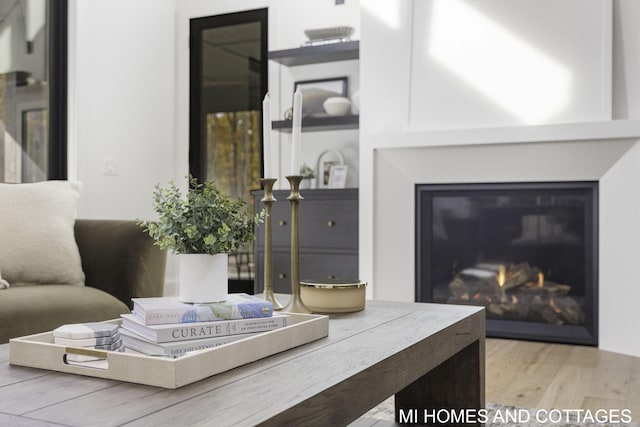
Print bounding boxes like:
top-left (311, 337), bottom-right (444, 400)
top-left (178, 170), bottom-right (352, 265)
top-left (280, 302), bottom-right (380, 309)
top-left (179, 253), bottom-right (228, 303)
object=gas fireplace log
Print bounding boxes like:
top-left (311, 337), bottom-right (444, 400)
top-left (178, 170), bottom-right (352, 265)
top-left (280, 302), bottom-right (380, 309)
top-left (449, 276), bottom-right (497, 300)
top-left (449, 277), bottom-right (585, 326)
top-left (549, 296), bottom-right (584, 325)
top-left (501, 263), bottom-right (542, 290)
top-left (524, 282), bottom-right (571, 296)
top-left (454, 262), bottom-right (542, 292)
top-left (488, 302), bottom-right (531, 319)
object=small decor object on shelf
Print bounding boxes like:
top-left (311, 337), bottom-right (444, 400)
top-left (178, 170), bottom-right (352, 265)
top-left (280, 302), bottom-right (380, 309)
top-left (303, 26), bottom-right (354, 46)
top-left (294, 77), bottom-right (348, 117)
top-left (328, 164), bottom-right (349, 189)
top-left (139, 176), bottom-right (264, 303)
top-left (317, 149), bottom-right (345, 188)
top-left (299, 163), bottom-right (316, 189)
top-left (323, 96), bottom-right (352, 116)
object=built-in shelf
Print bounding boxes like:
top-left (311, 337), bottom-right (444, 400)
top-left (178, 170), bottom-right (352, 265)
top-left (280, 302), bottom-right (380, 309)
top-left (268, 41), bottom-right (359, 66)
top-left (272, 115), bottom-right (359, 132)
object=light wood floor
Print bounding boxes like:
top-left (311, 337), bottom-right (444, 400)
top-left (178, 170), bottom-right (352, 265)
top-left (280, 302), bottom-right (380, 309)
top-left (486, 338), bottom-right (640, 421)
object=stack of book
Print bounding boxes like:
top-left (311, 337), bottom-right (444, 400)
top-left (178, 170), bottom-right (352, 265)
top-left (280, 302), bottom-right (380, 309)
top-left (119, 293), bottom-right (291, 358)
top-left (53, 322), bottom-right (123, 362)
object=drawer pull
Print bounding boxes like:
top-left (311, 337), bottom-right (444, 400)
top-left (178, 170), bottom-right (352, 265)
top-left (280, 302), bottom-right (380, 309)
top-left (327, 221), bottom-right (335, 227)
top-left (278, 220), bottom-right (287, 226)
top-left (278, 273), bottom-right (287, 279)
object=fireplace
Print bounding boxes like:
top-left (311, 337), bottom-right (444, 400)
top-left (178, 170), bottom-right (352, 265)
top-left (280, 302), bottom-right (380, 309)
top-left (416, 182), bottom-right (598, 345)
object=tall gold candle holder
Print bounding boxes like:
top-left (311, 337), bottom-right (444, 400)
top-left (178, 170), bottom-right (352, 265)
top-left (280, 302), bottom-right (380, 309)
top-left (282, 175), bottom-right (311, 314)
top-left (260, 178), bottom-right (283, 311)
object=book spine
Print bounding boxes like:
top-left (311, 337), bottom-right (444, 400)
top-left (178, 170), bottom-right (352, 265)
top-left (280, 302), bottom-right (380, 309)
top-left (155, 315), bottom-right (290, 343)
top-left (165, 336), bottom-right (242, 357)
top-left (121, 313), bottom-right (290, 343)
top-left (137, 300), bottom-right (273, 325)
top-left (135, 305), bottom-right (213, 325)
top-left (158, 335), bottom-right (249, 357)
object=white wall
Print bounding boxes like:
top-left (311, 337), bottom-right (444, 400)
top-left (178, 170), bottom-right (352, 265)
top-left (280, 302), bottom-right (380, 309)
top-left (68, 0), bottom-right (176, 220)
top-left (410, 0), bottom-right (611, 128)
top-left (613, 0), bottom-right (640, 119)
top-left (361, 0), bottom-right (612, 133)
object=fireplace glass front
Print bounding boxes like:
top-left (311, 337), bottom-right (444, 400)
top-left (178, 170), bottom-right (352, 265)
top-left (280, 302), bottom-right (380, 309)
top-left (416, 182), bottom-right (597, 345)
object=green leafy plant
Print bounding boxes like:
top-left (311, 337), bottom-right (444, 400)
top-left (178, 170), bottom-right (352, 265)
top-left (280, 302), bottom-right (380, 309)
top-left (300, 163), bottom-right (315, 179)
top-left (139, 176), bottom-right (264, 255)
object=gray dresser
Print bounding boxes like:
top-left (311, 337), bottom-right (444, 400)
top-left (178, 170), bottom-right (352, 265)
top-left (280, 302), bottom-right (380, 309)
top-left (253, 188), bottom-right (358, 294)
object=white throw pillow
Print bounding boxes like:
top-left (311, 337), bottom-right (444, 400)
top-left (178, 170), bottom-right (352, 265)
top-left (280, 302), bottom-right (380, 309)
top-left (0, 181), bottom-right (85, 287)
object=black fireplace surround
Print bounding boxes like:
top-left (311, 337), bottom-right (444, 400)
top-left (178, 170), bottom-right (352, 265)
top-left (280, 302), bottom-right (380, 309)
top-left (416, 182), bottom-right (598, 345)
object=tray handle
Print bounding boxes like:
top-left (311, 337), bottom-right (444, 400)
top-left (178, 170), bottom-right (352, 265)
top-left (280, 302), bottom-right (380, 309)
top-left (65, 347), bottom-right (109, 358)
top-left (63, 347), bottom-right (110, 370)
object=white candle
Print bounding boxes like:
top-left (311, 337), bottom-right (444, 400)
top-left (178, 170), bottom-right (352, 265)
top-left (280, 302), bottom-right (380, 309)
top-left (290, 88), bottom-right (303, 176)
top-left (262, 93), bottom-right (272, 178)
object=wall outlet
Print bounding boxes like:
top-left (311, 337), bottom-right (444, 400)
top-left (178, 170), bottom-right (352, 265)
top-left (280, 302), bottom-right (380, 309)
top-left (103, 158), bottom-right (120, 176)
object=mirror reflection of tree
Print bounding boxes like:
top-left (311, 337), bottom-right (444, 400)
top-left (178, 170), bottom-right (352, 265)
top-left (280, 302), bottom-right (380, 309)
top-left (206, 111), bottom-right (261, 204)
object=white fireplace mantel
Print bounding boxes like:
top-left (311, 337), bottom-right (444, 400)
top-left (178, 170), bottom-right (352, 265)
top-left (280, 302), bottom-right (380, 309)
top-left (359, 120), bottom-right (640, 357)
top-left (363, 119), bottom-right (640, 150)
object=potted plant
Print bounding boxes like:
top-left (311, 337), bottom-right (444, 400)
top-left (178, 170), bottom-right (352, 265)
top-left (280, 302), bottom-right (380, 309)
top-left (139, 176), bottom-right (264, 303)
top-left (299, 163), bottom-right (316, 189)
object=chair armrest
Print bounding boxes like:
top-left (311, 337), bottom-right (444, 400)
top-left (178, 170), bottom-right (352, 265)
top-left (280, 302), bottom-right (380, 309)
top-left (74, 220), bottom-right (166, 308)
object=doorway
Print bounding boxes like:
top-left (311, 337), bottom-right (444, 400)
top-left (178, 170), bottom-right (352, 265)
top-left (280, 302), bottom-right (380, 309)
top-left (189, 8), bottom-right (268, 292)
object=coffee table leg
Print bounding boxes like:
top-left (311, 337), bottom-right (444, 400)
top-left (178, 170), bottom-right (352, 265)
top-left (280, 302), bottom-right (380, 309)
top-left (395, 339), bottom-right (485, 426)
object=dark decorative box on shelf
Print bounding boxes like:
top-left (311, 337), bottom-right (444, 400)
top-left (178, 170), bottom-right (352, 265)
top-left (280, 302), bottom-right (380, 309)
top-left (268, 40), bottom-right (359, 66)
top-left (253, 188), bottom-right (359, 294)
top-left (272, 115), bottom-right (359, 132)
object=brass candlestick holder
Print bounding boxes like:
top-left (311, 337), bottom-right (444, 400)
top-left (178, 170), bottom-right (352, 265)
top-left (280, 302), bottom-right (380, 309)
top-left (260, 178), bottom-right (284, 311)
top-left (282, 175), bottom-right (311, 314)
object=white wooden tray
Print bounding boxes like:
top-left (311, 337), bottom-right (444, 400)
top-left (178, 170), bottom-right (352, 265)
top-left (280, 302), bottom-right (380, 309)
top-left (9, 313), bottom-right (328, 389)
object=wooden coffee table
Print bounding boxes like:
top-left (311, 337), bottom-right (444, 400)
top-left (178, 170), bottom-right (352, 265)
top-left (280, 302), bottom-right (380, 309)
top-left (0, 300), bottom-right (484, 426)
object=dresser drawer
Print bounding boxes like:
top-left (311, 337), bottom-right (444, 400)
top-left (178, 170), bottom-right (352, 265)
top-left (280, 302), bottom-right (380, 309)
top-left (299, 199), bottom-right (358, 249)
top-left (258, 199), bottom-right (357, 249)
top-left (255, 251), bottom-right (358, 294)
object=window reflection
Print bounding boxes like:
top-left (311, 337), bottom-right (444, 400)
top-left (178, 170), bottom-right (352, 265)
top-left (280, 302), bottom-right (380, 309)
top-left (0, 0), bottom-right (49, 183)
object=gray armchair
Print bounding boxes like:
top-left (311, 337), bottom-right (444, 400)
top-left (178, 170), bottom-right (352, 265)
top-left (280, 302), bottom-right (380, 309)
top-left (0, 220), bottom-right (166, 343)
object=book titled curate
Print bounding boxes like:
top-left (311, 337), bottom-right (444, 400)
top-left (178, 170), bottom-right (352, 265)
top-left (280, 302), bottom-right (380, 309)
top-left (132, 293), bottom-right (273, 325)
top-left (120, 312), bottom-right (291, 343)
top-left (119, 328), bottom-right (263, 358)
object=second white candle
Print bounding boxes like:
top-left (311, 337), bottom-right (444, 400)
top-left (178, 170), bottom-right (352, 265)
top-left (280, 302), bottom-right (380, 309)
top-left (290, 88), bottom-right (303, 176)
top-left (262, 93), bottom-right (272, 178)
